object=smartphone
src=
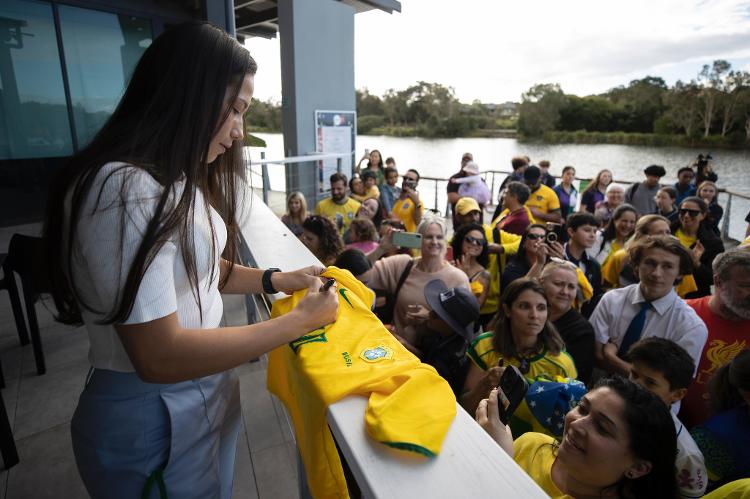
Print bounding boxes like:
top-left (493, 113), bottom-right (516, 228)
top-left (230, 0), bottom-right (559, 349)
top-left (403, 180), bottom-right (417, 190)
top-left (496, 365), bottom-right (529, 425)
top-left (392, 231), bottom-right (422, 249)
top-left (445, 246), bottom-right (454, 261)
top-left (364, 148), bottom-right (370, 156)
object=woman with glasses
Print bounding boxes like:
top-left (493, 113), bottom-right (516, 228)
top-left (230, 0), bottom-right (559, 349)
top-left (501, 224), bottom-right (564, 290)
top-left (540, 260), bottom-right (596, 385)
top-left (451, 223), bottom-right (491, 307)
top-left (672, 196), bottom-right (725, 298)
top-left (461, 278), bottom-right (577, 421)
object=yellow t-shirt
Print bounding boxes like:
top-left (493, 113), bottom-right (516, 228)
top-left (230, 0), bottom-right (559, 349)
top-left (702, 479), bottom-right (750, 499)
top-left (391, 196), bottom-right (422, 233)
top-left (315, 197), bottom-right (361, 233)
top-left (481, 221), bottom-right (522, 316)
top-left (676, 228), bottom-right (698, 249)
top-left (363, 185), bottom-right (380, 200)
top-left (525, 184), bottom-right (561, 224)
top-left (268, 267), bottom-right (456, 499)
top-left (513, 433), bottom-right (574, 499)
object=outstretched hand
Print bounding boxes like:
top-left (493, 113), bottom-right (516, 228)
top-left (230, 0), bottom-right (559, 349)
top-left (293, 279), bottom-right (339, 332)
top-left (475, 388), bottom-right (514, 454)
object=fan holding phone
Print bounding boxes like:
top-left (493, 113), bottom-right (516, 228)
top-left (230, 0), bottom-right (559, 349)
top-left (461, 278), bottom-right (579, 436)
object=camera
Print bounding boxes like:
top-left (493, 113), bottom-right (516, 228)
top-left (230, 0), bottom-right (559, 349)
top-left (403, 180), bottom-right (417, 190)
top-left (545, 232), bottom-right (558, 244)
top-left (697, 153), bottom-right (713, 168)
top-left (545, 222), bottom-right (562, 245)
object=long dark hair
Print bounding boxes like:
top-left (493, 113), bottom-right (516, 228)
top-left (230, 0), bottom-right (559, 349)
top-left (514, 223), bottom-right (547, 264)
top-left (43, 22), bottom-right (257, 325)
top-left (593, 376), bottom-right (678, 499)
top-left (302, 215), bottom-right (344, 265)
top-left (601, 203), bottom-right (637, 245)
top-left (707, 349), bottom-right (750, 414)
top-left (673, 196), bottom-right (716, 241)
top-left (367, 149), bottom-right (385, 171)
top-left (492, 278), bottom-right (564, 358)
top-left (452, 223), bottom-right (489, 267)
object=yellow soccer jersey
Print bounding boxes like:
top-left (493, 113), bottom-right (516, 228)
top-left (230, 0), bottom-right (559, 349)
top-left (481, 222), bottom-right (522, 316)
top-left (513, 433), bottom-right (574, 499)
top-left (467, 331), bottom-right (578, 437)
top-left (525, 184), bottom-right (561, 224)
top-left (391, 196), bottom-right (422, 233)
top-left (315, 197), bottom-right (361, 233)
top-left (268, 267), bottom-right (456, 499)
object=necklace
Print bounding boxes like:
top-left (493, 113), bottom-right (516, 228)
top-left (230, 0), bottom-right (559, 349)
top-left (517, 345), bottom-right (542, 374)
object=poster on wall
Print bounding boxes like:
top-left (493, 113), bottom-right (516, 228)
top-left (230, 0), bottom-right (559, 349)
top-left (315, 110), bottom-right (356, 191)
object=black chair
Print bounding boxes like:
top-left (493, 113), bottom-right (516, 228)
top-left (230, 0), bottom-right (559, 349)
top-left (0, 253), bottom-right (30, 389)
top-left (2, 234), bottom-right (47, 378)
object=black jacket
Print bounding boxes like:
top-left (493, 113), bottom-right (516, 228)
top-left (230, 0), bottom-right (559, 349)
top-left (671, 221), bottom-right (724, 299)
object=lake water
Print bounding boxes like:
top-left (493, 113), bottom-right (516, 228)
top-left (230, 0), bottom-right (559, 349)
top-left (247, 133), bottom-right (750, 241)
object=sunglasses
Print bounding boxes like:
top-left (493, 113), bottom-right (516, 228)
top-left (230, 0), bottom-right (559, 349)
top-left (465, 235), bottom-right (486, 246)
top-left (526, 233), bottom-right (545, 241)
top-left (679, 208), bottom-right (702, 217)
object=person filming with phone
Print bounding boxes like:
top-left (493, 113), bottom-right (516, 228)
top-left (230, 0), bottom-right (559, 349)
top-left (390, 168), bottom-right (424, 233)
top-left (361, 217), bottom-right (469, 350)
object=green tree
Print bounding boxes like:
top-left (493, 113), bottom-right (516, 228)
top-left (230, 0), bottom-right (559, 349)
top-left (697, 60), bottom-right (732, 137)
top-left (718, 70), bottom-right (750, 136)
top-left (518, 83), bottom-right (567, 136)
top-left (664, 80), bottom-right (700, 137)
top-left (356, 88), bottom-right (384, 116)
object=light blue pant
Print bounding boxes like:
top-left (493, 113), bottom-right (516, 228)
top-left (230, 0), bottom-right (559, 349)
top-left (71, 369), bottom-right (241, 499)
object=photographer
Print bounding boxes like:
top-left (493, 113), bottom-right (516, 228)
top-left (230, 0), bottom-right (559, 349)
top-left (389, 168), bottom-right (423, 233)
top-left (694, 154), bottom-right (718, 185)
top-left (501, 224), bottom-right (565, 289)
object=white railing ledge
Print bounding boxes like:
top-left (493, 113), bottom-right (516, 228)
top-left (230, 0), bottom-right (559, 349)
top-left (238, 188), bottom-right (548, 499)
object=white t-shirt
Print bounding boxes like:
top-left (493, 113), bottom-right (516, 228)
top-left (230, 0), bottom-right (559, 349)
top-left (590, 284), bottom-right (708, 374)
top-left (69, 163), bottom-right (226, 372)
top-left (673, 411), bottom-right (708, 499)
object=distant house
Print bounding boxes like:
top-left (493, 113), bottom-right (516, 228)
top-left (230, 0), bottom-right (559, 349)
top-left (483, 101), bottom-right (518, 117)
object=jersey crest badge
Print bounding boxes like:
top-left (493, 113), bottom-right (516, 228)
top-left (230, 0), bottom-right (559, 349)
top-left (360, 345), bottom-right (393, 363)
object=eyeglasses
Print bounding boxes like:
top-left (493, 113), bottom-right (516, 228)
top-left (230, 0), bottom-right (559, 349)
top-left (465, 235), bottom-right (486, 246)
top-left (679, 208), bottom-right (702, 217)
top-left (526, 233), bottom-right (545, 240)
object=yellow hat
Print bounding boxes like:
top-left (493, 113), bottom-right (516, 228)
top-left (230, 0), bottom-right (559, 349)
top-left (456, 197), bottom-right (481, 215)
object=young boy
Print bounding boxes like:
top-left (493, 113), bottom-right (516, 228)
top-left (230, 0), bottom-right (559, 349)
top-left (564, 212), bottom-right (602, 315)
top-left (380, 166), bottom-right (401, 214)
top-left (360, 170), bottom-right (380, 201)
top-left (628, 337), bottom-right (707, 499)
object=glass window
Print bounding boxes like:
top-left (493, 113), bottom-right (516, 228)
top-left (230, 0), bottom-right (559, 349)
top-left (59, 6), bottom-right (152, 147)
top-left (0, 0), bottom-right (73, 160)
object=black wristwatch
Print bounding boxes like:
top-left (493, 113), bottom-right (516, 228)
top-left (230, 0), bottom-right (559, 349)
top-left (262, 268), bottom-right (281, 294)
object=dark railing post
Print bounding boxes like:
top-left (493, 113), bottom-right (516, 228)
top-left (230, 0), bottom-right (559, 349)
top-left (434, 180), bottom-right (439, 213)
top-left (490, 172), bottom-right (496, 205)
top-left (721, 191), bottom-right (732, 241)
top-left (261, 151), bottom-right (269, 205)
top-left (336, 157), bottom-right (342, 174)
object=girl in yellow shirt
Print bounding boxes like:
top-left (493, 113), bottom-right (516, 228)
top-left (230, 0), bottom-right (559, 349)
top-left (476, 376), bottom-right (679, 499)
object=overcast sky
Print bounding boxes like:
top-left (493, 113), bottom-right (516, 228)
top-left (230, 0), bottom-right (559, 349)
top-left (245, 0), bottom-right (750, 104)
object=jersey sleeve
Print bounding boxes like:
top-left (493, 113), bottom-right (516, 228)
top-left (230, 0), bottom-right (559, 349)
top-left (77, 165), bottom-right (178, 324)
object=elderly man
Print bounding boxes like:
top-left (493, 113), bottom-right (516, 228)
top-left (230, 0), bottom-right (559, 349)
top-left (594, 183), bottom-right (626, 226)
top-left (680, 246), bottom-right (750, 428)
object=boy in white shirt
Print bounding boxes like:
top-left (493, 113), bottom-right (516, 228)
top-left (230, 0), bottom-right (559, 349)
top-left (628, 337), bottom-right (707, 499)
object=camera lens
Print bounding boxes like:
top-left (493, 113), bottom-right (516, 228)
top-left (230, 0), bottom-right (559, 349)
top-left (546, 232), bottom-right (558, 244)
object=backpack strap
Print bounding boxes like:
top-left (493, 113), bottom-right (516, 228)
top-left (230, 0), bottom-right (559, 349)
top-left (393, 259), bottom-right (414, 302)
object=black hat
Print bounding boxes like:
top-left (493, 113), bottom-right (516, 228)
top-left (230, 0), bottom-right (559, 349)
top-left (424, 279), bottom-right (480, 341)
top-left (524, 165), bottom-right (541, 183)
top-left (644, 164), bottom-right (666, 178)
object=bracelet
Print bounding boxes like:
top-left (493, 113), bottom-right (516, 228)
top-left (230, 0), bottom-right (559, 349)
top-left (262, 268), bottom-right (281, 294)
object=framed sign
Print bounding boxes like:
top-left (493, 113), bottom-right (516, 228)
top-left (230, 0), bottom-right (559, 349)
top-left (315, 110), bottom-right (356, 191)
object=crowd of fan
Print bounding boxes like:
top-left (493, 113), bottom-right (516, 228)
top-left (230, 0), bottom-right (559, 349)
top-left (279, 149), bottom-right (750, 498)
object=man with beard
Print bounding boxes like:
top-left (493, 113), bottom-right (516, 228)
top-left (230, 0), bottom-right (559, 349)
top-left (315, 172), bottom-right (361, 234)
top-left (680, 246), bottom-right (750, 429)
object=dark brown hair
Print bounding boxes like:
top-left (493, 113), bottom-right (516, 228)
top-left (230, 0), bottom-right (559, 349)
top-left (44, 22), bottom-right (257, 325)
top-left (628, 235), bottom-right (694, 277)
top-left (492, 278), bottom-right (564, 357)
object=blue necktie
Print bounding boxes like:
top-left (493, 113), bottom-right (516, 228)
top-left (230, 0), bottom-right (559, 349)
top-left (618, 301), bottom-right (652, 357)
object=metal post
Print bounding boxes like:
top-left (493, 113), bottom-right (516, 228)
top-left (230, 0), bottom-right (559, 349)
top-left (261, 151), bottom-right (269, 205)
top-left (720, 191), bottom-right (732, 241)
top-left (433, 180), bottom-right (439, 213)
top-left (490, 172), bottom-right (496, 205)
top-left (337, 157), bottom-right (342, 174)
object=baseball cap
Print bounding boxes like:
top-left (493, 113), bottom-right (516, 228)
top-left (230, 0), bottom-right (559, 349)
top-left (455, 197), bottom-right (481, 215)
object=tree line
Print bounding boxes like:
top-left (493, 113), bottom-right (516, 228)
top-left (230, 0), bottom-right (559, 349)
top-left (518, 60), bottom-right (750, 147)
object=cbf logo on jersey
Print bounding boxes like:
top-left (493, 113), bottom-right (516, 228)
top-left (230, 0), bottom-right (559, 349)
top-left (360, 345), bottom-right (394, 363)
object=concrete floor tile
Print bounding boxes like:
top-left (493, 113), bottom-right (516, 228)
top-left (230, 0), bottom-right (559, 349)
top-left (239, 369), bottom-right (286, 452)
top-left (13, 360), bottom-right (89, 441)
top-left (20, 325), bottom-right (88, 377)
top-left (1, 376), bottom-right (20, 431)
top-left (232, 426), bottom-right (259, 499)
top-left (251, 444), bottom-right (299, 499)
top-left (5, 423), bottom-right (88, 499)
